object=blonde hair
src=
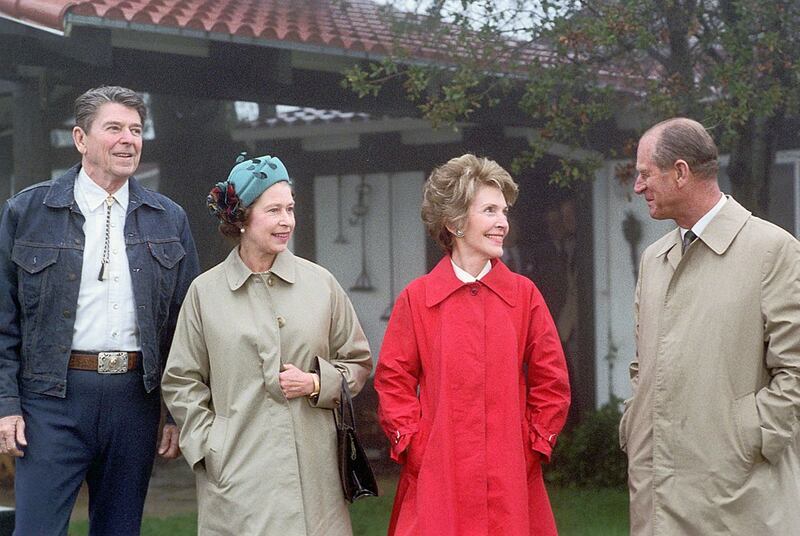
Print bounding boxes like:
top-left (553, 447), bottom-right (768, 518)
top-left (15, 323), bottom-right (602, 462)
top-left (421, 154), bottom-right (519, 252)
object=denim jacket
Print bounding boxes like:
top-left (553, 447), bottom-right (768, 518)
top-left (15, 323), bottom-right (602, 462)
top-left (0, 165), bottom-right (200, 417)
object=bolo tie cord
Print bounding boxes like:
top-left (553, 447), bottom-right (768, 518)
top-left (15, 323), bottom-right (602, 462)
top-left (98, 196), bottom-right (113, 281)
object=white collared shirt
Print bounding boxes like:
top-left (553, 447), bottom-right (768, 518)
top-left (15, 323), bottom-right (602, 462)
top-left (72, 168), bottom-right (140, 351)
top-left (680, 194), bottom-right (727, 240)
top-left (451, 259), bottom-right (492, 283)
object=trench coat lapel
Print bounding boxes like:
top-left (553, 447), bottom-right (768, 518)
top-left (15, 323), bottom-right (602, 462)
top-left (268, 250), bottom-right (297, 284)
top-left (224, 248), bottom-right (298, 291)
top-left (480, 260), bottom-right (517, 307)
top-left (425, 256), bottom-right (517, 307)
top-left (654, 197), bottom-right (752, 271)
top-left (224, 248), bottom-right (252, 290)
top-left (699, 197), bottom-right (750, 255)
top-left (656, 230), bottom-right (682, 270)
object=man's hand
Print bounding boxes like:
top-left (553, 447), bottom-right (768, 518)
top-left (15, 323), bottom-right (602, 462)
top-left (158, 423), bottom-right (180, 459)
top-left (279, 364), bottom-right (316, 399)
top-left (0, 415), bottom-right (26, 457)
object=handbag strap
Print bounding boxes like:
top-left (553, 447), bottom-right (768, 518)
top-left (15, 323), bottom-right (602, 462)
top-left (335, 374), bottom-right (357, 432)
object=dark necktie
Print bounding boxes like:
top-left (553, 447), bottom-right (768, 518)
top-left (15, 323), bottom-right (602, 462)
top-left (682, 230), bottom-right (697, 254)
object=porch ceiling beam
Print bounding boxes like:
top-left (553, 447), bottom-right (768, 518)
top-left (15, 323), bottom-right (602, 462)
top-left (232, 118), bottom-right (445, 142)
top-left (504, 127), bottom-right (603, 161)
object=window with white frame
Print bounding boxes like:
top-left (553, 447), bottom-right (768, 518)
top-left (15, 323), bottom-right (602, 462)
top-left (718, 150), bottom-right (800, 237)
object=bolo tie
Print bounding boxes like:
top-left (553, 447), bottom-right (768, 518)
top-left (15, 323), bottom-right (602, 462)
top-left (98, 196), bottom-right (113, 281)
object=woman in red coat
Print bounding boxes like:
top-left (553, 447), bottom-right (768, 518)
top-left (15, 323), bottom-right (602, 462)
top-left (375, 154), bottom-right (571, 536)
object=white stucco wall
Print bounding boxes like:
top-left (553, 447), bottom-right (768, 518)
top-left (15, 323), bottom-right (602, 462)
top-left (592, 161), bottom-right (671, 406)
top-left (315, 172), bottom-right (426, 363)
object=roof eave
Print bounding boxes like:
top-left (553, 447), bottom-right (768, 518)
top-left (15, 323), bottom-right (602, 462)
top-left (0, 12), bottom-right (64, 35)
top-left (64, 13), bottom-right (392, 62)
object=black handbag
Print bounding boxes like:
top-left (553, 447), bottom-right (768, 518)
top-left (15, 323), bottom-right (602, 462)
top-left (334, 375), bottom-right (379, 502)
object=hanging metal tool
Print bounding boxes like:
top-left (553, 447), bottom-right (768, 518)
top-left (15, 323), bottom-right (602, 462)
top-left (349, 175), bottom-right (374, 291)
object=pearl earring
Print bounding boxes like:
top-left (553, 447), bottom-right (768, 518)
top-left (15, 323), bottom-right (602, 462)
top-left (240, 227), bottom-right (245, 234)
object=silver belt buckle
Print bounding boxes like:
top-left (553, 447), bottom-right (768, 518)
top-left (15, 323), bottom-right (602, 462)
top-left (97, 352), bottom-right (129, 374)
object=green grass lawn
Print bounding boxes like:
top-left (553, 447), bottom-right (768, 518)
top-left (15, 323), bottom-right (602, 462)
top-left (68, 481), bottom-right (628, 535)
top-left (550, 486), bottom-right (629, 536)
top-left (68, 514), bottom-right (197, 536)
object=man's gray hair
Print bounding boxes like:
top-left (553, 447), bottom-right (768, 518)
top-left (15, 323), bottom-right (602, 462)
top-left (74, 86), bottom-right (147, 132)
top-left (645, 117), bottom-right (719, 179)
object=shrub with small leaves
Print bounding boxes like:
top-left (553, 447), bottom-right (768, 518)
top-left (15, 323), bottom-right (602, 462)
top-left (545, 397), bottom-right (628, 489)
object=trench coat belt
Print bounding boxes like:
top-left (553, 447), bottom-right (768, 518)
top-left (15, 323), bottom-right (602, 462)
top-left (68, 351), bottom-right (140, 372)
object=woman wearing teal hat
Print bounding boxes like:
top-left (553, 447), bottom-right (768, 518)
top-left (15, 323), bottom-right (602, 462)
top-left (162, 153), bottom-right (372, 535)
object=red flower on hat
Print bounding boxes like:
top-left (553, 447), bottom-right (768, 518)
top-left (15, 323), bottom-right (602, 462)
top-left (207, 181), bottom-right (246, 225)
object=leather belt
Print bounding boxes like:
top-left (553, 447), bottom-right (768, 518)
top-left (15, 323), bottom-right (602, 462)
top-left (69, 351), bottom-right (140, 374)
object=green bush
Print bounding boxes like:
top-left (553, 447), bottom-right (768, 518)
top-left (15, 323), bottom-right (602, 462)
top-left (545, 398), bottom-right (628, 489)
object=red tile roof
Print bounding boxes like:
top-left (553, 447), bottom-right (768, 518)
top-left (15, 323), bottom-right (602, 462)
top-left (1, 0), bottom-right (555, 66)
top-left (0, 0), bottom-right (414, 57)
top-left (0, 0), bottom-right (78, 32)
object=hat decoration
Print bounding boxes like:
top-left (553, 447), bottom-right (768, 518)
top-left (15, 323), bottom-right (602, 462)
top-left (207, 152), bottom-right (292, 225)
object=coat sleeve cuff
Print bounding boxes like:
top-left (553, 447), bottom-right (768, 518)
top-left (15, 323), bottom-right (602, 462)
top-left (162, 401), bottom-right (176, 425)
top-left (0, 397), bottom-right (21, 419)
top-left (530, 423), bottom-right (558, 463)
top-left (308, 357), bottom-right (342, 410)
top-left (388, 425), bottom-right (418, 463)
top-left (619, 397), bottom-right (633, 453)
top-left (180, 439), bottom-right (206, 472)
top-left (761, 427), bottom-right (788, 464)
top-left (176, 417), bottom-right (213, 472)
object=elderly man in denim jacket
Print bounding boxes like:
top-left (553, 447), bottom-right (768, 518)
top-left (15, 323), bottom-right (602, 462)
top-left (0, 86), bottom-right (199, 535)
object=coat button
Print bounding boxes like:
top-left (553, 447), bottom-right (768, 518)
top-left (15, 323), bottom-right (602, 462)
top-left (277, 316), bottom-right (286, 328)
top-left (67, 273), bottom-right (77, 281)
top-left (267, 276), bottom-right (275, 286)
top-left (62, 310), bottom-right (72, 318)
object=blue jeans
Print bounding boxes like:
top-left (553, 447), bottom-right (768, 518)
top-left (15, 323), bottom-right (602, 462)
top-left (13, 368), bottom-right (161, 536)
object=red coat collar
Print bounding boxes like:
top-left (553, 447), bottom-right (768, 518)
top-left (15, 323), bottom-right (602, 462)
top-left (424, 256), bottom-right (518, 308)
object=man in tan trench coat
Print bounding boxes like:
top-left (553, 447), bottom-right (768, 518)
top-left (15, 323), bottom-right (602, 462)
top-left (619, 117), bottom-right (800, 535)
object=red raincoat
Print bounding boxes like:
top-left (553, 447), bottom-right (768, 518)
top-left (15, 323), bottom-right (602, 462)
top-left (375, 257), bottom-right (571, 536)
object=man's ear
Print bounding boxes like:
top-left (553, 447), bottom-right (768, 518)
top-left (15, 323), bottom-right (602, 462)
top-left (674, 160), bottom-right (690, 186)
top-left (72, 126), bottom-right (87, 155)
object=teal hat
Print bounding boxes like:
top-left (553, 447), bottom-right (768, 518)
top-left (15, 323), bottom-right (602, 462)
top-left (226, 152), bottom-right (292, 207)
top-left (207, 152), bottom-right (293, 224)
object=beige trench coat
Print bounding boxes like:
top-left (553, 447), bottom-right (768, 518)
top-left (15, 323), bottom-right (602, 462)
top-left (162, 248), bottom-right (372, 536)
top-left (620, 198), bottom-right (800, 535)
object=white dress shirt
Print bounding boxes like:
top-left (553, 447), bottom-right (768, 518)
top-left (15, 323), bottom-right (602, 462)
top-left (451, 258), bottom-right (492, 283)
top-left (680, 194), bottom-right (727, 240)
top-left (72, 168), bottom-right (141, 351)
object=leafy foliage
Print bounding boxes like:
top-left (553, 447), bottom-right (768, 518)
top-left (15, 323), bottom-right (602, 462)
top-left (343, 0), bottom-right (800, 215)
top-left (545, 397), bottom-right (628, 489)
